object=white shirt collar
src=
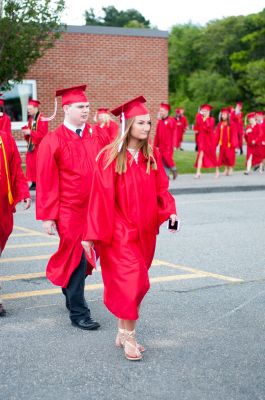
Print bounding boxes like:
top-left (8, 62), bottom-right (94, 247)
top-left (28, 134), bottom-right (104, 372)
top-left (63, 120), bottom-right (86, 137)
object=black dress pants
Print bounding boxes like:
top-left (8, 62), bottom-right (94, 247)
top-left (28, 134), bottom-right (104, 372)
top-left (62, 252), bottom-right (90, 322)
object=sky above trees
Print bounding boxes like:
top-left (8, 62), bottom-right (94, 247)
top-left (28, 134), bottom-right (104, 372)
top-left (62, 0), bottom-right (265, 30)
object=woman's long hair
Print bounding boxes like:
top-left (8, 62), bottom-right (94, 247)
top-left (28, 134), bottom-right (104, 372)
top-left (97, 117), bottom-right (157, 174)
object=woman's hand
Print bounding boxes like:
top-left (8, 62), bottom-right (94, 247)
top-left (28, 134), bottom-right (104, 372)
top-left (23, 198), bottom-right (31, 210)
top-left (43, 220), bottom-right (57, 235)
top-left (169, 214), bottom-right (178, 233)
top-left (81, 240), bottom-right (94, 258)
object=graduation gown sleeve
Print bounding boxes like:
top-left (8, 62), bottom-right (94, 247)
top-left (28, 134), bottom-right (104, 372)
top-left (36, 133), bottom-right (60, 221)
top-left (154, 149), bottom-right (177, 226)
top-left (83, 152), bottom-right (115, 244)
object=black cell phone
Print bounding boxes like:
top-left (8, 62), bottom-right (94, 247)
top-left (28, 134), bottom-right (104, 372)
top-left (168, 219), bottom-right (180, 231)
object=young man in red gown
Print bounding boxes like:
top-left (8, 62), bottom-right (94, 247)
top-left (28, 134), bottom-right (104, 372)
top-left (36, 85), bottom-right (106, 330)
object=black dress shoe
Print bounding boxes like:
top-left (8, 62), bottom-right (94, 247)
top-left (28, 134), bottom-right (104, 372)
top-left (71, 317), bottom-right (100, 330)
top-left (0, 303), bottom-right (7, 317)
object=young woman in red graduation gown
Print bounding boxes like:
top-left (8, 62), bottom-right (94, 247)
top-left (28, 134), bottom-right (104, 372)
top-left (215, 108), bottom-right (238, 176)
top-left (93, 107), bottom-right (119, 143)
top-left (82, 96), bottom-right (177, 361)
top-left (244, 113), bottom-right (263, 175)
top-left (194, 104), bottom-right (219, 179)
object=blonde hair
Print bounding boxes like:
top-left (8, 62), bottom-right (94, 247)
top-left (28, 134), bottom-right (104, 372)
top-left (97, 117), bottom-right (157, 174)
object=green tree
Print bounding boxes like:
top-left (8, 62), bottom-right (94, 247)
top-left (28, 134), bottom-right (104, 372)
top-left (0, 0), bottom-right (65, 90)
top-left (84, 6), bottom-right (150, 28)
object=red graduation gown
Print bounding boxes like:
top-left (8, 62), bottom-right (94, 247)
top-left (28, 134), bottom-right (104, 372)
top-left (0, 114), bottom-right (12, 134)
top-left (83, 149), bottom-right (177, 320)
top-left (101, 120), bottom-right (119, 142)
top-left (25, 113), bottom-right (48, 182)
top-left (36, 124), bottom-right (106, 288)
top-left (231, 111), bottom-right (244, 149)
top-left (174, 115), bottom-right (188, 148)
top-left (194, 114), bottom-right (217, 168)
top-left (0, 131), bottom-right (30, 253)
top-left (245, 124), bottom-right (264, 166)
top-left (154, 117), bottom-right (176, 168)
top-left (215, 121), bottom-right (238, 167)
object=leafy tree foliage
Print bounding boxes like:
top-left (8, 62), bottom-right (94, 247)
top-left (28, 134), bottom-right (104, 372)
top-left (84, 6), bottom-right (150, 28)
top-left (169, 9), bottom-right (265, 121)
top-left (0, 0), bottom-right (65, 90)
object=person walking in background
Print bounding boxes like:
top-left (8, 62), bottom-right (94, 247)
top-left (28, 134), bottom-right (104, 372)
top-left (154, 102), bottom-right (177, 179)
top-left (93, 107), bottom-right (119, 143)
top-left (0, 129), bottom-right (31, 316)
top-left (244, 112), bottom-right (263, 175)
top-left (82, 96), bottom-right (177, 361)
top-left (230, 102), bottom-right (244, 155)
top-left (255, 111), bottom-right (265, 172)
top-left (215, 108), bottom-right (238, 176)
top-left (36, 85), bottom-right (106, 330)
top-left (22, 100), bottom-right (48, 190)
top-left (0, 95), bottom-right (12, 134)
top-left (174, 107), bottom-right (188, 151)
top-left (194, 104), bottom-right (218, 179)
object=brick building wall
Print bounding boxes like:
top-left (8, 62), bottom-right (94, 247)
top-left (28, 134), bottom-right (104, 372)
top-left (12, 25), bottom-right (168, 143)
top-left (13, 26), bottom-right (168, 139)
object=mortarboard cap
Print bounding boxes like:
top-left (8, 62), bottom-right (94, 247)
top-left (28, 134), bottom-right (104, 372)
top-left (221, 108), bottom-right (230, 114)
top-left (111, 96), bottom-right (148, 119)
top-left (41, 85), bottom-right (88, 122)
top-left (160, 102), bottom-right (170, 112)
top-left (111, 96), bottom-right (149, 152)
top-left (200, 104), bottom-right (213, 111)
top-left (247, 112), bottom-right (256, 120)
top-left (28, 99), bottom-right (40, 107)
top-left (256, 111), bottom-right (264, 116)
top-left (97, 107), bottom-right (109, 115)
top-left (56, 85), bottom-right (88, 107)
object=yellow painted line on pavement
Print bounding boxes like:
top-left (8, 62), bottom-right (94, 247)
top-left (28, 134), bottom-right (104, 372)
top-left (5, 242), bottom-right (58, 249)
top-left (12, 225), bottom-right (59, 240)
top-left (11, 232), bottom-right (48, 238)
top-left (1, 273), bottom-right (205, 300)
top-left (0, 272), bottom-right (46, 281)
top-left (155, 259), bottom-right (244, 283)
top-left (0, 254), bottom-right (51, 264)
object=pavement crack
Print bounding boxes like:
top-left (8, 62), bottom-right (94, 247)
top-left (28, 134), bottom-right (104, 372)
top-left (157, 277), bottom-right (265, 294)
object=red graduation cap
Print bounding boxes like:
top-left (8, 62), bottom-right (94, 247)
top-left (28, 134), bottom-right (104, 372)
top-left (56, 85), bottom-right (88, 107)
top-left (236, 102), bottom-right (243, 107)
top-left (221, 108), bottom-right (230, 114)
top-left (247, 112), bottom-right (256, 120)
top-left (41, 85), bottom-right (88, 122)
top-left (97, 107), bottom-right (109, 115)
top-left (160, 102), bottom-right (170, 112)
top-left (256, 111), bottom-right (264, 116)
top-left (28, 99), bottom-right (40, 107)
top-left (111, 96), bottom-right (149, 152)
top-left (200, 104), bottom-right (213, 111)
top-left (175, 108), bottom-right (182, 114)
top-left (111, 96), bottom-right (148, 119)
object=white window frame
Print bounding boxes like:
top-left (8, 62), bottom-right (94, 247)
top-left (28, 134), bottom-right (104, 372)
top-left (9, 79), bottom-right (37, 130)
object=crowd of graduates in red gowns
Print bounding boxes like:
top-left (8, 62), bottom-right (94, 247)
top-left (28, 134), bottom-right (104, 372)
top-left (0, 86), bottom-right (264, 361)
